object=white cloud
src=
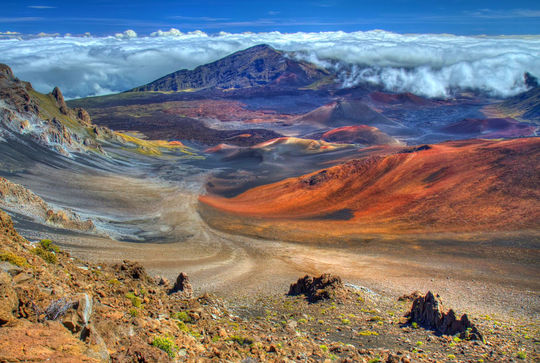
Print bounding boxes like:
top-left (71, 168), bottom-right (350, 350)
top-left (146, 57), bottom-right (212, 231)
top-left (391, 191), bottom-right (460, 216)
top-left (115, 29), bottom-right (137, 39)
top-left (150, 28), bottom-right (183, 37)
top-left (0, 30), bottom-right (539, 99)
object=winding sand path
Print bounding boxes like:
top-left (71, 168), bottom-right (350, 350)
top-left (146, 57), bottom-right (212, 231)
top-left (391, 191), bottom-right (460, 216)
top-left (8, 161), bottom-right (540, 323)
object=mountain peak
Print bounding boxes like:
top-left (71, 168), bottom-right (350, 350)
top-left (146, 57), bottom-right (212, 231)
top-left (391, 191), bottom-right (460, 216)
top-left (130, 44), bottom-right (331, 92)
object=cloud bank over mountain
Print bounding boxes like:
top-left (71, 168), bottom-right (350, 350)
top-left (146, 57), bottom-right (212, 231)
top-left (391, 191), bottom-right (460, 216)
top-left (0, 30), bottom-right (538, 99)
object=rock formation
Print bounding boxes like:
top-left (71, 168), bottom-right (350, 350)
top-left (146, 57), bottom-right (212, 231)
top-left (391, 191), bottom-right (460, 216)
top-left (406, 291), bottom-right (482, 340)
top-left (168, 272), bottom-right (193, 298)
top-left (288, 273), bottom-right (347, 303)
top-left (0, 177), bottom-right (95, 232)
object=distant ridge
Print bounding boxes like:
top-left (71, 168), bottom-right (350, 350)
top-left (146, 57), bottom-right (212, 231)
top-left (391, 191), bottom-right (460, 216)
top-left (130, 44), bottom-right (332, 92)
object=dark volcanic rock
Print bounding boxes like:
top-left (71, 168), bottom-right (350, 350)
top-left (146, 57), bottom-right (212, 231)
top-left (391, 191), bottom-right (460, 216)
top-left (406, 291), bottom-right (482, 340)
top-left (288, 273), bottom-right (347, 303)
top-left (113, 260), bottom-right (148, 282)
top-left (168, 272), bottom-right (193, 298)
top-left (131, 44), bottom-right (331, 92)
top-left (524, 72), bottom-right (539, 88)
top-left (500, 78), bottom-right (540, 122)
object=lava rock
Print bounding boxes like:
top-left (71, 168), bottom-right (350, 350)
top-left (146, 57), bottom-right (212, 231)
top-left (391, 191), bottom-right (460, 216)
top-left (168, 272), bottom-right (193, 298)
top-left (406, 291), bottom-right (482, 340)
top-left (113, 260), bottom-right (148, 282)
top-left (288, 273), bottom-right (347, 303)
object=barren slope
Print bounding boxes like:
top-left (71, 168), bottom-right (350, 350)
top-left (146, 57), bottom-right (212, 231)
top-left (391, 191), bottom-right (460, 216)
top-left (200, 138), bottom-right (540, 235)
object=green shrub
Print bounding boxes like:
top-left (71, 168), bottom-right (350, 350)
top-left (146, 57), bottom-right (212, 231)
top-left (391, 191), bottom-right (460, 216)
top-left (448, 354), bottom-right (456, 360)
top-left (172, 311), bottom-right (191, 323)
top-left (39, 239), bottom-right (60, 253)
top-left (320, 344), bottom-right (328, 352)
top-left (128, 308), bottom-right (139, 317)
top-left (125, 292), bottom-right (142, 308)
top-left (341, 318), bottom-right (351, 325)
top-left (32, 247), bottom-right (57, 264)
top-left (411, 322), bottom-right (419, 329)
top-left (152, 336), bottom-right (177, 358)
top-left (358, 330), bottom-right (379, 336)
top-left (228, 335), bottom-right (254, 345)
top-left (0, 251), bottom-right (29, 267)
top-left (516, 351), bottom-right (527, 359)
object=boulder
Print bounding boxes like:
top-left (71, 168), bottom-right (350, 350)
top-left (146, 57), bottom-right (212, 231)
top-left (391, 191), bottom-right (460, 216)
top-left (168, 272), bottom-right (193, 298)
top-left (75, 108), bottom-right (92, 125)
top-left (406, 291), bottom-right (482, 340)
top-left (288, 273), bottom-right (347, 303)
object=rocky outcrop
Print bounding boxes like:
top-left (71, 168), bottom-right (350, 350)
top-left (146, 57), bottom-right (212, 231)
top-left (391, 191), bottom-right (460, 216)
top-left (0, 177), bottom-right (95, 232)
top-left (168, 272), bottom-right (193, 298)
top-left (0, 63), bottom-right (116, 155)
top-left (0, 270), bottom-right (18, 325)
top-left (51, 86), bottom-right (69, 115)
top-left (406, 291), bottom-right (482, 340)
top-left (288, 273), bottom-right (348, 303)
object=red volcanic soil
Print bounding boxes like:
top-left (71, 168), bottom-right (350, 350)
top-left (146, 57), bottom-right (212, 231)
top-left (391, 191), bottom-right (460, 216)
top-left (442, 118), bottom-right (537, 138)
top-left (200, 138), bottom-right (540, 235)
top-left (204, 143), bottom-right (239, 153)
top-left (162, 99), bottom-right (294, 124)
top-left (320, 125), bottom-right (400, 145)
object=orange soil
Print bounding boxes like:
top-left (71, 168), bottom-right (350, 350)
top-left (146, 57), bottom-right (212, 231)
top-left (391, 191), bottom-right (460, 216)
top-left (321, 125), bottom-right (400, 145)
top-left (200, 138), bottom-right (540, 235)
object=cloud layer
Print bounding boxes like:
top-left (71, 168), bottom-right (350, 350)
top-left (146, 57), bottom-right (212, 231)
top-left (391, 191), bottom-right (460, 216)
top-left (0, 30), bottom-right (539, 99)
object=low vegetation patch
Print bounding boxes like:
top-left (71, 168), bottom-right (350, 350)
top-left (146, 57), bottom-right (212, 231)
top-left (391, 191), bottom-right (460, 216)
top-left (152, 335), bottom-right (178, 358)
top-left (39, 239), bottom-right (60, 253)
top-left (172, 311), bottom-right (191, 323)
top-left (32, 246), bottom-right (57, 264)
top-left (228, 335), bottom-right (254, 346)
top-left (0, 250), bottom-right (29, 267)
top-left (125, 292), bottom-right (142, 308)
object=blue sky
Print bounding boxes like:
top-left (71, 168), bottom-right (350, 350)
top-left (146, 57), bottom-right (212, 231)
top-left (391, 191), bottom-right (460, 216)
top-left (1, 0), bottom-right (540, 35)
